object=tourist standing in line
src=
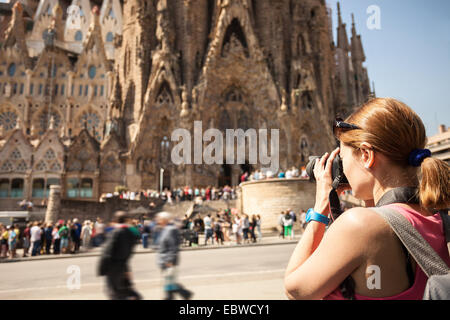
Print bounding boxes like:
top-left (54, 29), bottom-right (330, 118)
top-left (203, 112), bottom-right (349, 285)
top-left (203, 214), bottom-right (214, 245)
top-left (288, 208), bottom-right (296, 238)
top-left (52, 224), bottom-right (61, 254)
top-left (7, 226), bottom-right (17, 259)
top-left (283, 212), bottom-right (294, 240)
top-left (242, 214), bottom-right (250, 244)
top-left (278, 212), bottom-right (285, 239)
top-left (156, 211), bottom-right (193, 300)
top-left (30, 222), bottom-right (42, 256)
top-left (256, 215), bottom-right (262, 242)
top-left (58, 222), bottom-right (70, 254)
top-left (22, 223), bottom-right (31, 257)
top-left (44, 223), bottom-right (53, 254)
top-left (0, 224), bottom-right (8, 258)
top-left (81, 220), bottom-right (92, 250)
top-left (250, 215), bottom-right (257, 243)
top-left (214, 216), bottom-right (224, 245)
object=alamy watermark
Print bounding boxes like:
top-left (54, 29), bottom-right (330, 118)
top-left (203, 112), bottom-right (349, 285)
top-left (367, 5), bottom-right (381, 30)
top-left (171, 121), bottom-right (279, 173)
top-left (66, 265), bottom-right (81, 290)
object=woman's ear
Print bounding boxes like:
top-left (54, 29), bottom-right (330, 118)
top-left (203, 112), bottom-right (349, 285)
top-left (360, 142), bottom-right (375, 169)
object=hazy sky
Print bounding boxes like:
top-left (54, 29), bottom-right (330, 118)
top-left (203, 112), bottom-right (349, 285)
top-left (327, 0), bottom-right (450, 136)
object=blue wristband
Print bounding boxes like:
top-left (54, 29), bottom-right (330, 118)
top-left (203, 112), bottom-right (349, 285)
top-left (305, 208), bottom-right (330, 226)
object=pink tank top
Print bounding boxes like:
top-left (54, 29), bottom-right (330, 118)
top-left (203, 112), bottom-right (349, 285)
top-left (324, 205), bottom-right (450, 300)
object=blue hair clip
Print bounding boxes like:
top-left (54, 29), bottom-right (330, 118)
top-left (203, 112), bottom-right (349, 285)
top-left (408, 149), bottom-right (431, 167)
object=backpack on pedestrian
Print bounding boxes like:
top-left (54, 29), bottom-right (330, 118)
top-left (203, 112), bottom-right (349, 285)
top-left (373, 207), bottom-right (450, 300)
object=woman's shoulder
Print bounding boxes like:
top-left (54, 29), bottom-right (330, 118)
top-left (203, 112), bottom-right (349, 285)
top-left (332, 207), bottom-right (392, 239)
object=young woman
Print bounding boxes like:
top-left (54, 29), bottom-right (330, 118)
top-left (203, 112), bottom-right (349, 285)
top-left (284, 98), bottom-right (450, 300)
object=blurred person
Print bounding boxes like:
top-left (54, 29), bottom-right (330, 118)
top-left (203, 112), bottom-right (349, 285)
top-left (156, 211), bottom-right (193, 300)
top-left (52, 224), bottom-right (61, 255)
top-left (285, 98), bottom-right (450, 300)
top-left (214, 216), bottom-right (224, 245)
top-left (94, 218), bottom-right (105, 247)
top-left (7, 226), bottom-right (17, 259)
top-left (30, 222), bottom-right (42, 256)
top-left (299, 209), bottom-right (307, 230)
top-left (44, 223), bottom-right (53, 254)
top-left (0, 224), bottom-right (7, 258)
top-left (250, 215), bottom-right (257, 243)
top-left (22, 223), bottom-right (31, 257)
top-left (256, 215), bottom-right (262, 241)
top-left (73, 218), bottom-right (82, 253)
top-left (242, 214), bottom-right (250, 244)
top-left (81, 221), bottom-right (92, 250)
top-left (203, 214), bottom-right (214, 245)
top-left (233, 215), bottom-right (242, 245)
top-left (98, 211), bottom-right (142, 300)
top-left (283, 212), bottom-right (293, 240)
top-left (39, 222), bottom-right (45, 255)
top-left (288, 208), bottom-right (297, 238)
top-left (278, 212), bottom-right (285, 239)
top-left (141, 221), bottom-right (151, 249)
top-left (58, 223), bottom-right (70, 254)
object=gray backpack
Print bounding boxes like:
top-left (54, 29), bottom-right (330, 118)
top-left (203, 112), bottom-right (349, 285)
top-left (373, 207), bottom-right (450, 300)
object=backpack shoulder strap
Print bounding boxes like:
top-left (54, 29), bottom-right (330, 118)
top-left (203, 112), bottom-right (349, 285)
top-left (371, 207), bottom-right (449, 277)
top-left (439, 212), bottom-right (450, 257)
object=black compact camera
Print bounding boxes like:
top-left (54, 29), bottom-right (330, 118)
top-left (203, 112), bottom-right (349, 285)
top-left (305, 154), bottom-right (349, 189)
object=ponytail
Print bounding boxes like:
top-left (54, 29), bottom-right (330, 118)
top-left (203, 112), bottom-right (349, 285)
top-left (419, 157), bottom-right (450, 210)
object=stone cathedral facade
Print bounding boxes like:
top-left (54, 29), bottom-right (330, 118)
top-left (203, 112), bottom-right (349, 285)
top-left (0, 0), bottom-right (372, 205)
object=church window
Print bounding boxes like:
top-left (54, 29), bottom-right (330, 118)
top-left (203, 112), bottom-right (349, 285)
top-left (10, 179), bottom-right (24, 198)
top-left (106, 32), bottom-right (114, 42)
top-left (108, 8), bottom-right (115, 19)
top-left (0, 110), bottom-right (18, 131)
top-left (75, 30), bottom-right (83, 41)
top-left (85, 85), bottom-right (89, 96)
top-left (61, 84), bottom-right (65, 95)
top-left (100, 85), bottom-right (104, 96)
top-left (66, 178), bottom-right (80, 198)
top-left (1, 160), bottom-right (14, 172)
top-left (29, 83), bottom-right (34, 95)
top-left (35, 160), bottom-right (47, 171)
top-left (38, 111), bottom-right (61, 135)
top-left (79, 112), bottom-right (101, 141)
top-left (44, 149), bottom-right (56, 161)
top-left (19, 83), bottom-right (24, 95)
top-left (39, 84), bottom-right (43, 95)
top-left (0, 179), bottom-right (9, 197)
top-left (8, 63), bottom-right (16, 77)
top-left (88, 65), bottom-right (96, 79)
top-left (16, 160), bottom-right (27, 172)
top-left (50, 162), bottom-right (62, 172)
top-left (32, 179), bottom-right (45, 198)
top-left (10, 148), bottom-right (21, 160)
top-left (79, 85), bottom-right (83, 96)
top-left (80, 178), bottom-right (93, 198)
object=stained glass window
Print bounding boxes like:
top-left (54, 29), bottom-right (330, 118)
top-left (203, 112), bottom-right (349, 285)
top-left (50, 162), bottom-right (62, 172)
top-left (75, 30), bottom-right (83, 41)
top-left (88, 66), bottom-right (96, 79)
top-left (7, 63), bottom-right (16, 77)
top-left (106, 32), bottom-right (114, 42)
top-left (1, 160), bottom-right (14, 172)
top-left (79, 112), bottom-right (101, 141)
top-left (16, 160), bottom-right (27, 172)
top-left (0, 111), bottom-right (18, 131)
top-left (10, 148), bottom-right (21, 160)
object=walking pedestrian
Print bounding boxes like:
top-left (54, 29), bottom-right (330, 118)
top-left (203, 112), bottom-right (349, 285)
top-left (98, 211), bottom-right (142, 300)
top-left (73, 218), bottom-right (82, 253)
top-left (278, 212), bottom-right (285, 239)
top-left (156, 211), bottom-right (193, 300)
top-left (283, 212), bottom-right (293, 240)
top-left (0, 224), bottom-right (8, 258)
top-left (242, 214), bottom-right (250, 244)
top-left (250, 215), bottom-right (257, 243)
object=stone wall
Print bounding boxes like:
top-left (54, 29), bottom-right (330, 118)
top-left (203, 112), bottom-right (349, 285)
top-left (240, 178), bottom-right (316, 232)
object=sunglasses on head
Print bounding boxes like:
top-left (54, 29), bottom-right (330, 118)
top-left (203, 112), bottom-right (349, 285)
top-left (333, 117), bottom-right (361, 138)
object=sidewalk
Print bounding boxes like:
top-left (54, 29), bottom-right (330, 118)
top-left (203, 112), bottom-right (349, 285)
top-left (0, 232), bottom-right (302, 264)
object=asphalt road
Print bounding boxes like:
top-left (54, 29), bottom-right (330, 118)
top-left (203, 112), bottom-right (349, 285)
top-left (0, 243), bottom-right (296, 300)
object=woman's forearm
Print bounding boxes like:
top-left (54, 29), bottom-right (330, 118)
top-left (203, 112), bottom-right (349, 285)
top-left (285, 221), bottom-right (326, 277)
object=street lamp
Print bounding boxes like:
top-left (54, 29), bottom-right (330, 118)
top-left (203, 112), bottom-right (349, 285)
top-left (160, 168), bottom-right (164, 194)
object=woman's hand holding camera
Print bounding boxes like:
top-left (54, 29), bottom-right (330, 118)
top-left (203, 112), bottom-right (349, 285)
top-left (313, 148), bottom-right (341, 215)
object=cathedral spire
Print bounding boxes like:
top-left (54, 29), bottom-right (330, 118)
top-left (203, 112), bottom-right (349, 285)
top-left (350, 13), bottom-right (365, 62)
top-left (336, 2), bottom-right (349, 51)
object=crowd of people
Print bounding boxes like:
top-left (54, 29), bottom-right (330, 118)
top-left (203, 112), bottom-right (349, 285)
top-left (0, 218), bottom-right (110, 258)
top-left (241, 166), bottom-right (309, 183)
top-left (101, 185), bottom-right (238, 204)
